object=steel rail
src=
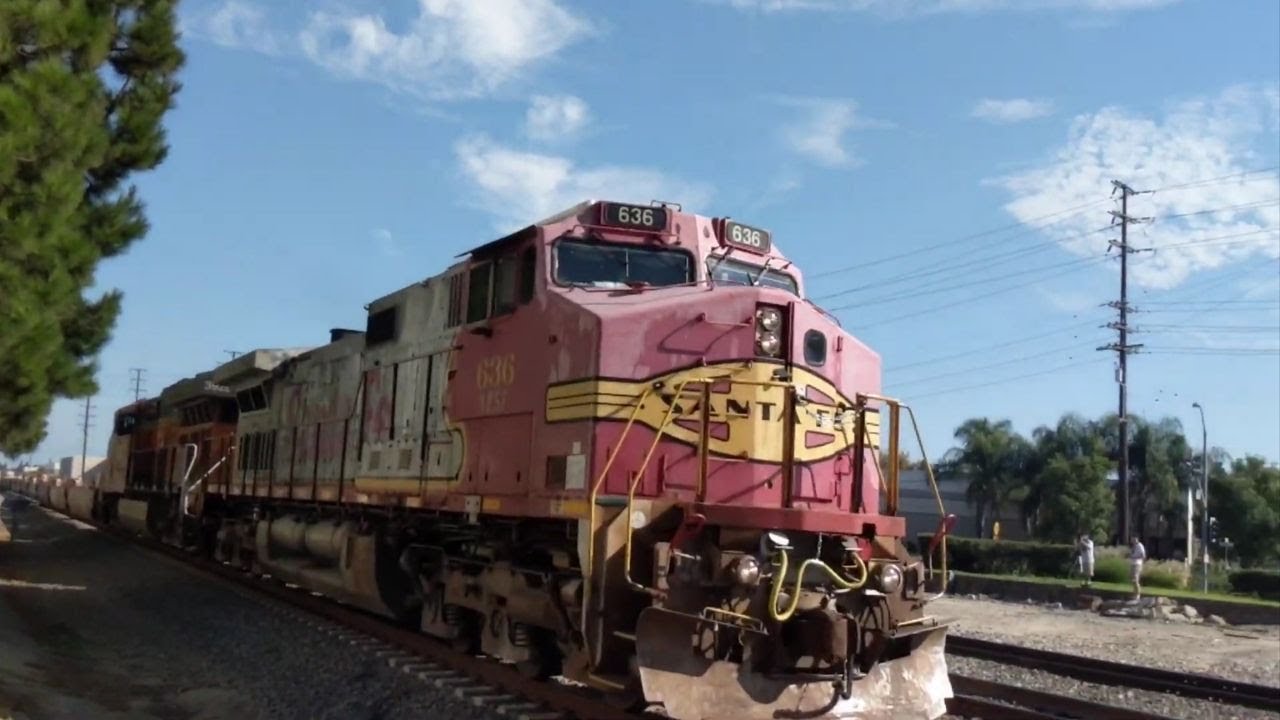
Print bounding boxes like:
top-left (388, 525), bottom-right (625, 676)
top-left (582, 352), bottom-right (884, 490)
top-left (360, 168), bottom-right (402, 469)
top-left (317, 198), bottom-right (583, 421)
top-left (948, 635), bottom-right (1280, 713)
top-left (948, 675), bottom-right (1175, 719)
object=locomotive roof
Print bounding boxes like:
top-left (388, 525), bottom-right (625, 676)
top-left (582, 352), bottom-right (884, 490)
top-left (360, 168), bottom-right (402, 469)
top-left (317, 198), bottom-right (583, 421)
top-left (161, 370), bottom-right (232, 407)
top-left (213, 347), bottom-right (313, 387)
top-left (456, 200), bottom-right (594, 260)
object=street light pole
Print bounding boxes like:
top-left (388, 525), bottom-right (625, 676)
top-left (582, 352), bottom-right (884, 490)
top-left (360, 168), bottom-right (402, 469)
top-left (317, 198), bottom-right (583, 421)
top-left (1192, 402), bottom-right (1208, 592)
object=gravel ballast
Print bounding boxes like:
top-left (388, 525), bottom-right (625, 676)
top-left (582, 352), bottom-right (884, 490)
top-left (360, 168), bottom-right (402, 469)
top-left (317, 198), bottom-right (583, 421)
top-left (932, 595), bottom-right (1280, 687)
top-left (948, 655), bottom-right (1280, 720)
top-left (0, 498), bottom-right (508, 720)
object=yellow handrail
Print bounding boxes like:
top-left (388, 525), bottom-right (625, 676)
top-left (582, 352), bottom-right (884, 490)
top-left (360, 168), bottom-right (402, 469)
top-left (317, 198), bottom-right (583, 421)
top-left (586, 387), bottom-right (655, 576)
top-left (903, 403), bottom-right (949, 596)
top-left (582, 386), bottom-right (652, 673)
top-left (856, 393), bottom-right (949, 594)
top-left (622, 379), bottom-right (695, 594)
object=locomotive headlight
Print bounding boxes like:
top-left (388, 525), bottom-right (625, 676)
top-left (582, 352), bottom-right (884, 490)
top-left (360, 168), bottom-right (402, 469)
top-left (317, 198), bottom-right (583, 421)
top-left (732, 555), bottom-right (762, 587)
top-left (756, 330), bottom-right (782, 357)
top-left (755, 306), bottom-right (784, 358)
top-left (875, 564), bottom-right (904, 594)
top-left (756, 307), bottom-right (782, 332)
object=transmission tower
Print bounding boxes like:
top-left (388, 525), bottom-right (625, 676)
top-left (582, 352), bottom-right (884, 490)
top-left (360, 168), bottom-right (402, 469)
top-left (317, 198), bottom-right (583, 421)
top-left (1097, 179), bottom-right (1152, 545)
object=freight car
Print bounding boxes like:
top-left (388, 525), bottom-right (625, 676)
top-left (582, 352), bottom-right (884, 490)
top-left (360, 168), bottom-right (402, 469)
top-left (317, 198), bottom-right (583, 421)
top-left (92, 200), bottom-right (956, 719)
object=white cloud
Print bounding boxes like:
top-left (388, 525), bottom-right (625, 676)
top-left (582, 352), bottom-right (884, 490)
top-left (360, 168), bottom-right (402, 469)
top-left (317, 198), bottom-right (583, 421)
top-left (994, 83), bottom-right (1280, 290)
top-left (298, 0), bottom-right (590, 99)
top-left (972, 98), bottom-right (1055, 124)
top-left (187, 1), bottom-right (590, 100)
top-left (183, 1), bottom-right (283, 55)
top-left (373, 228), bottom-right (401, 257)
top-left (776, 97), bottom-right (877, 168)
top-left (454, 136), bottom-right (712, 231)
top-left (524, 95), bottom-right (590, 142)
top-left (711, 0), bottom-right (1176, 14)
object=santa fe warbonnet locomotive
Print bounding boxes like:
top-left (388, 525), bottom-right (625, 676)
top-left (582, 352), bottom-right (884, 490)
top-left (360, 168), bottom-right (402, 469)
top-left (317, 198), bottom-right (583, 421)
top-left (22, 200), bottom-right (958, 719)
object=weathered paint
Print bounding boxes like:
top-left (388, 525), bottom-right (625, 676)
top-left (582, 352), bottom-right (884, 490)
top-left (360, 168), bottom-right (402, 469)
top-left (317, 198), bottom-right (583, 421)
top-left (106, 200), bottom-right (903, 543)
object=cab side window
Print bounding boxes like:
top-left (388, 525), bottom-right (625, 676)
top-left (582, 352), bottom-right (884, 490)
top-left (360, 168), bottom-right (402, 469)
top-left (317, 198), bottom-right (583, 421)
top-left (493, 254), bottom-right (519, 316)
top-left (466, 263), bottom-right (492, 323)
top-left (519, 246), bottom-right (537, 304)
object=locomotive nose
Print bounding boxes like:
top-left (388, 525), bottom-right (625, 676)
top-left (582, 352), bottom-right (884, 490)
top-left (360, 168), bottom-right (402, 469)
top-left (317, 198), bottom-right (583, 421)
top-left (635, 606), bottom-right (952, 720)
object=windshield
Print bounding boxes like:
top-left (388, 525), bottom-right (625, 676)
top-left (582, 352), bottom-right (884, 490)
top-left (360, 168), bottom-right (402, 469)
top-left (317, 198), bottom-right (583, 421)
top-left (707, 256), bottom-right (799, 295)
top-left (555, 240), bottom-right (693, 288)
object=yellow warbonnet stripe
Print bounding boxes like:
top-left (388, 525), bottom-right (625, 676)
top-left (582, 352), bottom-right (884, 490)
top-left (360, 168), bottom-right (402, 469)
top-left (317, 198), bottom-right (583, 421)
top-left (546, 362), bottom-right (879, 463)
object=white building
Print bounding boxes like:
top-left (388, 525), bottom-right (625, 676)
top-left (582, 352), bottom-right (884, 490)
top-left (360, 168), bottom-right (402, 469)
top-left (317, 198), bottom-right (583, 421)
top-left (59, 456), bottom-right (106, 482)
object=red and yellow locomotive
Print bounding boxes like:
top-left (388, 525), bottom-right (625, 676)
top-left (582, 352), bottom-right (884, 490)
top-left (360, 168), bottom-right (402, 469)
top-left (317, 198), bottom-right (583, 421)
top-left (98, 200), bottom-right (954, 719)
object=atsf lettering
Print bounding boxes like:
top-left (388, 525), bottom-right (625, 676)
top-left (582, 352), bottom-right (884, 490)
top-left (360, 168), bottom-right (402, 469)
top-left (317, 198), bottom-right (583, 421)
top-left (656, 393), bottom-right (857, 429)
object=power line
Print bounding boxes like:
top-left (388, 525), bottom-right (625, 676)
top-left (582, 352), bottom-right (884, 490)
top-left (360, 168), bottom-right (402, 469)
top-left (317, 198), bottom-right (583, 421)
top-left (1141, 305), bottom-right (1280, 315)
top-left (885, 317), bottom-right (1103, 373)
top-left (1155, 228), bottom-right (1279, 251)
top-left (1152, 198), bottom-right (1280, 222)
top-left (808, 198), bottom-right (1110, 280)
top-left (830, 252), bottom-right (1107, 311)
top-left (1146, 166), bottom-right (1280, 195)
top-left (853, 255), bottom-right (1110, 330)
top-left (1146, 343), bottom-right (1274, 351)
top-left (810, 166), bottom-right (1278, 283)
top-left (1141, 299), bottom-right (1279, 306)
top-left (891, 338), bottom-right (1107, 389)
top-left (828, 214), bottom-right (1278, 305)
top-left (901, 358), bottom-right (1108, 400)
top-left (128, 368), bottom-right (147, 402)
top-left (1140, 324), bottom-right (1279, 332)
top-left (815, 225), bottom-right (1112, 302)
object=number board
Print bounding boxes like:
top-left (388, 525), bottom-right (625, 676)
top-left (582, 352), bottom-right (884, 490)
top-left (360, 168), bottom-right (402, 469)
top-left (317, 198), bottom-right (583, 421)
top-left (721, 220), bottom-right (772, 254)
top-left (600, 203), bottom-right (668, 232)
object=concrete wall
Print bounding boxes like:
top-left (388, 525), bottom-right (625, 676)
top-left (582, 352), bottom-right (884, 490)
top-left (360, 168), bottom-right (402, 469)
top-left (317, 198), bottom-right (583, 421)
top-left (58, 456), bottom-right (105, 482)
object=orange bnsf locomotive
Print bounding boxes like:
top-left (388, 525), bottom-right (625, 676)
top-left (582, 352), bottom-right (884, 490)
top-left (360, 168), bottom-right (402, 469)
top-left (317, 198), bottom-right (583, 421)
top-left (93, 201), bottom-right (956, 719)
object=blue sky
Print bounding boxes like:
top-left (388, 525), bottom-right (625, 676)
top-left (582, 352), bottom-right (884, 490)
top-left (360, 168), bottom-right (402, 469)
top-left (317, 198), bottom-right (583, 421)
top-left (17, 0), bottom-right (1280, 467)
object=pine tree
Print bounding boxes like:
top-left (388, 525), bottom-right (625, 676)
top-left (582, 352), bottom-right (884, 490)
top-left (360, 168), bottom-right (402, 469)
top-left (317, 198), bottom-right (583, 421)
top-left (0, 0), bottom-right (184, 454)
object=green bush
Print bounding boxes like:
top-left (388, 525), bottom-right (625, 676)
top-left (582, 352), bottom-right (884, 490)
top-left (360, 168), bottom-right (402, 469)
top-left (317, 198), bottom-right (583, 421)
top-left (1229, 569), bottom-right (1280, 600)
top-left (1093, 556), bottom-right (1128, 584)
top-left (917, 535), bottom-right (1188, 588)
top-left (1141, 565), bottom-right (1187, 590)
top-left (917, 534), bottom-right (1076, 577)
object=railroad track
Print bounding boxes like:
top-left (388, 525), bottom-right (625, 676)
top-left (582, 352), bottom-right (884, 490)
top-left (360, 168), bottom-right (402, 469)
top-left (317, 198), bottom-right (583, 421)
top-left (947, 675), bottom-right (1175, 719)
top-left (78, 514), bottom-right (644, 720)
top-left (948, 635), bottom-right (1280, 713)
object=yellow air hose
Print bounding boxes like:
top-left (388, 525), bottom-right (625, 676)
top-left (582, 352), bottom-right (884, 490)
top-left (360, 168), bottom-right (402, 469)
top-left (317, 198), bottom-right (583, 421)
top-left (767, 549), bottom-right (869, 622)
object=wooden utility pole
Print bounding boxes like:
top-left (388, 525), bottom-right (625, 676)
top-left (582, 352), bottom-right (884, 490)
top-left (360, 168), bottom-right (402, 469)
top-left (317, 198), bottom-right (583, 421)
top-left (78, 397), bottom-right (94, 481)
top-left (129, 368), bottom-right (147, 402)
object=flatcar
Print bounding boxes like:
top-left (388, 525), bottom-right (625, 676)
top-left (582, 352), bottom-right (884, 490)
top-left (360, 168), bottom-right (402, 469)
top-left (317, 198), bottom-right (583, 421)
top-left (95, 200), bottom-right (955, 719)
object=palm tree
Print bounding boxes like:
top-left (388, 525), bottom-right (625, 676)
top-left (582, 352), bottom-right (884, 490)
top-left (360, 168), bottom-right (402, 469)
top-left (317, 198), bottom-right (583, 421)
top-left (944, 418), bottom-right (1031, 538)
top-left (1021, 413), bottom-right (1107, 532)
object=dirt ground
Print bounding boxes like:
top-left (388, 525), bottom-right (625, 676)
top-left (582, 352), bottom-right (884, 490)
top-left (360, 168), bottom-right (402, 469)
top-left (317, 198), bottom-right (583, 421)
top-left (931, 595), bottom-right (1280, 686)
top-left (0, 496), bottom-right (259, 720)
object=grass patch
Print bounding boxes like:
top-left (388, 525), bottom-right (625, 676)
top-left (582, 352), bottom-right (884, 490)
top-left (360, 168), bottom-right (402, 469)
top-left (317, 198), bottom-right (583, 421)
top-left (954, 571), bottom-right (1280, 608)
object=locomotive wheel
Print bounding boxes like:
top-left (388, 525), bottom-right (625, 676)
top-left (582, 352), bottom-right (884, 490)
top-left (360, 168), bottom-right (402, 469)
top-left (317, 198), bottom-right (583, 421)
top-left (515, 629), bottom-right (562, 680)
top-left (447, 607), bottom-right (481, 654)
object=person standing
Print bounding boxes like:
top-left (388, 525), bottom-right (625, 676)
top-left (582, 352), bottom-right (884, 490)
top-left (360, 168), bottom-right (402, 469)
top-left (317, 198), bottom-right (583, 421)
top-left (1128, 536), bottom-right (1147, 599)
top-left (1077, 534), bottom-right (1095, 587)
